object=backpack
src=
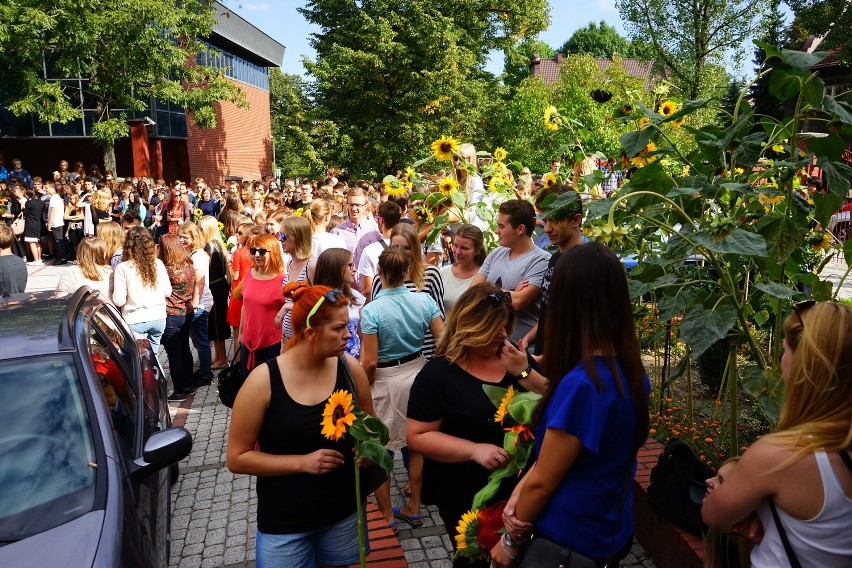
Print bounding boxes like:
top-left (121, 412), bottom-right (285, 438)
top-left (647, 438), bottom-right (714, 536)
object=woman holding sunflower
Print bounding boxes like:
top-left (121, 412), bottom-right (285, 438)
top-left (407, 283), bottom-right (543, 568)
top-left (226, 282), bottom-right (374, 568)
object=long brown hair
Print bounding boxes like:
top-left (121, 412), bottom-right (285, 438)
top-left (314, 247), bottom-right (358, 304)
top-left (76, 236), bottom-right (109, 281)
top-left (122, 226), bottom-right (158, 288)
top-left (157, 233), bottom-right (192, 268)
top-left (389, 223), bottom-right (424, 290)
top-left (537, 243), bottom-right (649, 452)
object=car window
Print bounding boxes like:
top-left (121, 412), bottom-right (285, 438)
top-left (0, 357), bottom-right (97, 542)
top-left (91, 307), bottom-right (135, 375)
top-left (89, 318), bottom-right (139, 456)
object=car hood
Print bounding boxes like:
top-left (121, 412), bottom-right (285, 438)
top-left (0, 510), bottom-right (103, 567)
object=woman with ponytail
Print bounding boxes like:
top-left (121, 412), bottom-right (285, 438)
top-left (227, 282), bottom-right (374, 567)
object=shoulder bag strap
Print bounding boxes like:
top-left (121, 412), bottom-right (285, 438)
top-left (840, 450), bottom-right (852, 474)
top-left (338, 355), bottom-right (357, 396)
top-left (769, 500), bottom-right (803, 568)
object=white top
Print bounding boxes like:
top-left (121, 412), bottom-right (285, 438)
top-left (48, 194), bottom-right (65, 229)
top-left (751, 451), bottom-right (852, 567)
top-left (111, 259), bottom-right (171, 324)
top-left (57, 265), bottom-right (113, 302)
top-left (439, 264), bottom-right (475, 313)
top-left (357, 238), bottom-right (390, 280)
top-left (190, 249), bottom-right (215, 312)
top-left (311, 231), bottom-right (348, 259)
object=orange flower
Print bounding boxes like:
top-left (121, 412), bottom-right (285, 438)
top-left (704, 437), bottom-right (713, 444)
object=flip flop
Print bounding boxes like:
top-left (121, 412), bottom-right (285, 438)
top-left (387, 519), bottom-right (400, 534)
top-left (393, 506), bottom-right (423, 527)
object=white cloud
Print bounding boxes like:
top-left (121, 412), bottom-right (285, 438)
top-left (244, 3), bottom-right (269, 10)
top-left (594, 0), bottom-right (616, 10)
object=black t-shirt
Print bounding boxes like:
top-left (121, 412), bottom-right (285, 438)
top-left (256, 359), bottom-right (357, 534)
top-left (407, 357), bottom-right (524, 510)
top-left (534, 251), bottom-right (560, 355)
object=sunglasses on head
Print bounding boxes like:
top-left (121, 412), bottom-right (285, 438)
top-left (306, 289), bottom-right (343, 329)
top-left (793, 299), bottom-right (816, 328)
top-left (486, 291), bottom-right (512, 307)
top-left (249, 247), bottom-right (268, 256)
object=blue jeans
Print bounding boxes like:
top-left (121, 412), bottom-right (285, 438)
top-left (162, 314), bottom-right (189, 393)
top-left (129, 319), bottom-right (166, 354)
top-left (185, 308), bottom-right (211, 377)
top-left (256, 510), bottom-right (368, 567)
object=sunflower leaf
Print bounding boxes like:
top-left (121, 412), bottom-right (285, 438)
top-left (507, 393), bottom-right (541, 424)
top-left (482, 385), bottom-right (508, 409)
top-left (358, 440), bottom-right (394, 473)
top-left (411, 156), bottom-right (432, 168)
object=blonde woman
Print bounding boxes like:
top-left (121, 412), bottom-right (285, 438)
top-left (178, 221), bottom-right (214, 385)
top-left (56, 236), bottom-right (112, 300)
top-left (198, 215), bottom-right (232, 369)
top-left (96, 220), bottom-right (124, 268)
top-left (371, 223), bottom-right (445, 359)
top-left (703, 301), bottom-right (852, 566)
top-left (305, 198), bottom-right (346, 257)
top-left (273, 216), bottom-right (316, 344)
top-left (112, 227), bottom-right (171, 353)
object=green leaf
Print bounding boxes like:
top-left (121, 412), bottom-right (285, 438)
top-left (813, 192), bottom-right (843, 228)
top-left (754, 40), bottom-right (782, 62)
top-left (663, 232), bottom-right (696, 261)
top-left (658, 290), bottom-right (696, 322)
top-left (757, 214), bottom-right (809, 262)
top-left (357, 440), bottom-right (394, 473)
top-left (779, 48), bottom-right (830, 72)
top-left (624, 161), bottom-right (675, 195)
top-left (808, 133), bottom-right (845, 161)
top-left (812, 279), bottom-right (833, 301)
top-left (802, 75), bottom-right (825, 108)
top-left (768, 69), bottom-right (803, 102)
top-left (620, 127), bottom-right (654, 157)
top-left (659, 98), bottom-right (712, 124)
top-left (740, 365), bottom-right (783, 425)
top-left (482, 384), bottom-right (508, 409)
top-left (817, 157), bottom-right (852, 197)
top-left (822, 96), bottom-right (852, 125)
top-left (720, 183), bottom-right (757, 197)
top-left (472, 473), bottom-right (507, 509)
top-left (844, 240), bottom-right (852, 265)
top-left (693, 228), bottom-right (767, 257)
top-left (666, 187), bottom-right (703, 198)
top-left (678, 301), bottom-right (738, 359)
top-left (754, 281), bottom-right (797, 299)
top-left (507, 392), bottom-right (542, 424)
top-left (411, 156), bottom-right (432, 168)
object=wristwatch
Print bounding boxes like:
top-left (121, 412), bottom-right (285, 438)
top-left (518, 365), bottom-right (532, 379)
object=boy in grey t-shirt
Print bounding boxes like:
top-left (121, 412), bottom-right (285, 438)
top-left (471, 200), bottom-right (550, 341)
top-left (0, 224), bottom-right (27, 297)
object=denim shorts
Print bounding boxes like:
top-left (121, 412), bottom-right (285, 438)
top-left (256, 510), bottom-right (369, 567)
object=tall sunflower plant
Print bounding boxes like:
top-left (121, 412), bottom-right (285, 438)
top-left (321, 389), bottom-right (393, 568)
top-left (575, 43), bottom-right (852, 457)
top-left (454, 385), bottom-right (540, 560)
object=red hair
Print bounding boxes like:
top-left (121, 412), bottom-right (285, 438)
top-left (249, 233), bottom-right (284, 275)
top-left (283, 282), bottom-right (349, 348)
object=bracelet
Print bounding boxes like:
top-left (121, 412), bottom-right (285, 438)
top-left (499, 536), bottom-right (517, 560)
top-left (502, 531), bottom-right (526, 548)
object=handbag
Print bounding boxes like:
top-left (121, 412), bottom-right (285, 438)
top-left (11, 213), bottom-right (24, 237)
top-left (338, 355), bottom-right (388, 498)
top-left (216, 357), bottom-right (244, 408)
top-left (520, 535), bottom-right (599, 568)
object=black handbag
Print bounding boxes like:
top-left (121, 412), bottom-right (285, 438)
top-left (520, 535), bottom-right (599, 568)
top-left (216, 357), bottom-right (244, 408)
top-left (338, 355), bottom-right (388, 498)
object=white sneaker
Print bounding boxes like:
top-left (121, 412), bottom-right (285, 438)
top-left (27, 260), bottom-right (44, 266)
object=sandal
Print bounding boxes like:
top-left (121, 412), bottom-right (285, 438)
top-left (393, 506), bottom-right (423, 527)
top-left (387, 519), bottom-right (400, 534)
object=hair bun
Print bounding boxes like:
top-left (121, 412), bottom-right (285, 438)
top-left (283, 280), bottom-right (308, 300)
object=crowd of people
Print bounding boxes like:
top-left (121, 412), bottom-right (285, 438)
top-left (1, 152), bottom-right (849, 568)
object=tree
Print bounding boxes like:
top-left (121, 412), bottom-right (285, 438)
top-left (788, 0), bottom-right (852, 64)
top-left (750, 0), bottom-right (786, 121)
top-left (502, 38), bottom-right (556, 89)
top-left (0, 0), bottom-right (246, 170)
top-left (269, 70), bottom-right (323, 178)
top-left (299, 0), bottom-right (549, 177)
top-left (558, 21), bottom-right (631, 59)
top-left (617, 0), bottom-right (770, 99)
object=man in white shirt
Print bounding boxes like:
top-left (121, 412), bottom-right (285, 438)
top-left (46, 182), bottom-right (69, 265)
top-left (356, 201), bottom-right (401, 301)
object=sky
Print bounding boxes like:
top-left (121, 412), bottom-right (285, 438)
top-left (233, 0), bottom-right (629, 78)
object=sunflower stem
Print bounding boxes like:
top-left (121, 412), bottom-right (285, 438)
top-left (354, 451), bottom-right (367, 568)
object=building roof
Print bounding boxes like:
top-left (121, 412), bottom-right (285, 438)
top-left (530, 53), bottom-right (661, 91)
top-left (210, 2), bottom-right (285, 68)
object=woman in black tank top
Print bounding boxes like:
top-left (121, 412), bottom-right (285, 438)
top-left (227, 282), bottom-right (375, 567)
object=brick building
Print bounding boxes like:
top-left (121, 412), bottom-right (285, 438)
top-left (0, 2), bottom-right (284, 186)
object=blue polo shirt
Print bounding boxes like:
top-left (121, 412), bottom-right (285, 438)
top-left (360, 287), bottom-right (440, 360)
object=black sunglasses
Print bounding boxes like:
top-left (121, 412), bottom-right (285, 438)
top-left (486, 291), bottom-right (512, 306)
top-left (793, 300), bottom-right (816, 328)
top-left (249, 248), bottom-right (269, 256)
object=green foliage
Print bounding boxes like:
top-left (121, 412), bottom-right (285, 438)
top-left (0, 0), bottom-right (247, 152)
top-left (558, 21), bottom-right (651, 60)
top-left (299, 0), bottom-right (549, 177)
top-left (617, 0), bottom-right (771, 99)
top-left (788, 0), bottom-right (852, 64)
top-left (502, 37), bottom-right (556, 88)
top-left (269, 69), bottom-right (324, 178)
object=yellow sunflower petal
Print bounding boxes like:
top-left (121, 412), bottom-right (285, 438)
top-left (658, 100), bottom-right (678, 116)
top-left (542, 173), bottom-right (557, 189)
top-left (638, 116), bottom-right (650, 127)
top-left (544, 105), bottom-right (560, 131)
top-left (438, 176), bottom-right (459, 195)
top-left (320, 390), bottom-right (356, 441)
top-left (431, 136), bottom-right (460, 162)
top-left (493, 147), bottom-right (507, 162)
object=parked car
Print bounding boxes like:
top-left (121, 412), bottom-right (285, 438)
top-left (0, 287), bottom-right (191, 567)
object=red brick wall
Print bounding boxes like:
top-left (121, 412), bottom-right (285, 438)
top-left (185, 79), bottom-right (272, 187)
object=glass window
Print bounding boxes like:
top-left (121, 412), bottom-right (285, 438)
top-left (0, 357), bottom-right (97, 542)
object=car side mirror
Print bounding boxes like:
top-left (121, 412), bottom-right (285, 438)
top-left (132, 427), bottom-right (192, 480)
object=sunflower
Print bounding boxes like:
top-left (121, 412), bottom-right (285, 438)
top-left (812, 232), bottom-right (832, 253)
top-left (672, 116), bottom-right (686, 128)
top-left (544, 105), bottom-right (561, 131)
top-left (454, 509), bottom-right (479, 552)
top-left (438, 176), bottom-right (459, 195)
top-left (622, 104), bottom-right (634, 115)
top-left (638, 116), bottom-right (650, 128)
top-left (320, 389), bottom-right (356, 441)
top-left (630, 142), bottom-right (658, 168)
top-left (493, 147), bottom-right (507, 162)
top-left (431, 136), bottom-right (460, 162)
top-left (488, 176), bottom-right (508, 193)
top-left (658, 100), bottom-right (678, 116)
top-left (494, 385), bottom-right (516, 424)
top-left (217, 221), bottom-right (224, 231)
top-left (542, 173), bottom-right (557, 189)
top-left (193, 208), bottom-right (203, 220)
top-left (385, 183), bottom-right (407, 197)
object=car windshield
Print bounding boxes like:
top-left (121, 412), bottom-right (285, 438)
top-left (0, 357), bottom-right (97, 543)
